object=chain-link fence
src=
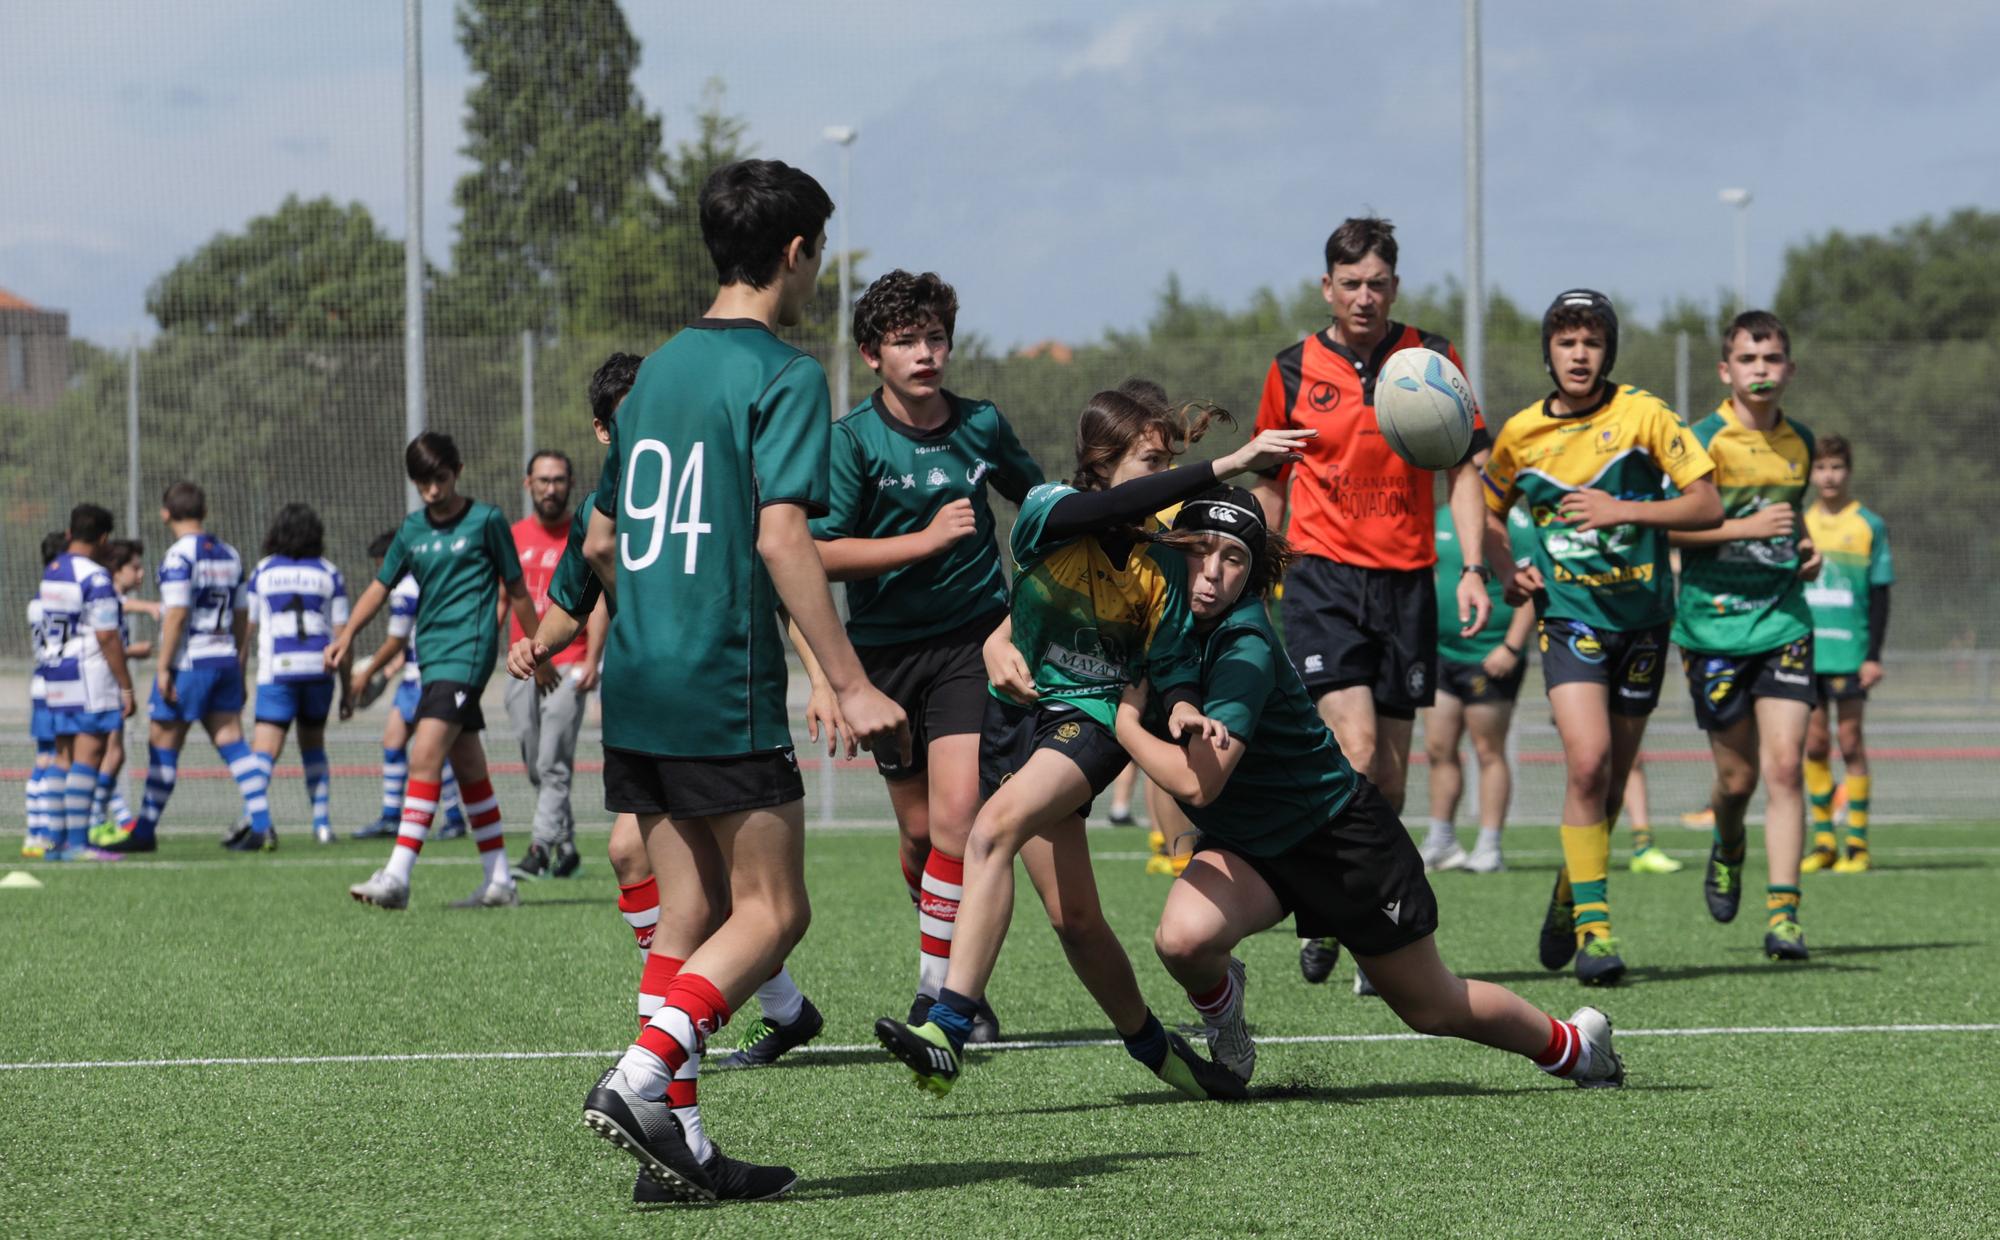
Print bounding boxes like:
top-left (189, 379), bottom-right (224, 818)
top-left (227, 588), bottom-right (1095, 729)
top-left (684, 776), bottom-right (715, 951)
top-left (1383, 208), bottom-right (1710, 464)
top-left (3, 327), bottom-right (1995, 829)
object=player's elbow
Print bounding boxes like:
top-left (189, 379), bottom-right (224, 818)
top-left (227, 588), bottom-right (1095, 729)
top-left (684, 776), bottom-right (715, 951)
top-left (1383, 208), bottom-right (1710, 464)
top-left (1686, 488), bottom-right (1724, 529)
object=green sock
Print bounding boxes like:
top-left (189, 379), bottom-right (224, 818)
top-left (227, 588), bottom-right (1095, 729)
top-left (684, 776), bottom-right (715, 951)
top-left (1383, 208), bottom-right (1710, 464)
top-left (1711, 791), bottom-right (1751, 864)
top-left (1631, 826), bottom-right (1655, 853)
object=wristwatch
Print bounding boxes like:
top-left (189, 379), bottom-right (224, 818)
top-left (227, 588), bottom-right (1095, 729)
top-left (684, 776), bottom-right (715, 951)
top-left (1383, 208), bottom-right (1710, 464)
top-left (1460, 564), bottom-right (1492, 582)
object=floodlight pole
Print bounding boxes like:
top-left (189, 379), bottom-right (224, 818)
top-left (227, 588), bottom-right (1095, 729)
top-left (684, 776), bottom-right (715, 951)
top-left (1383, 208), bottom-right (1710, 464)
top-left (824, 126), bottom-right (858, 417)
top-left (1462, 0), bottom-right (1484, 405)
top-left (403, 0), bottom-right (426, 512)
top-left (1719, 187), bottom-right (1752, 312)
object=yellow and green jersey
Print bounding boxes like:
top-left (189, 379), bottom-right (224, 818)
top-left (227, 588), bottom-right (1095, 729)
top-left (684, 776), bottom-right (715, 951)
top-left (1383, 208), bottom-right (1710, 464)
top-left (592, 319), bottom-right (831, 757)
top-left (1434, 503), bottom-right (1536, 664)
top-left (811, 391), bottom-right (1043, 646)
top-left (1481, 385), bottom-right (1714, 632)
top-left (1672, 401), bottom-right (1815, 654)
top-left (1179, 593), bottom-right (1357, 856)
top-left (1804, 500), bottom-right (1893, 674)
top-left (1004, 482), bottom-right (1199, 729)
top-left (374, 498), bottom-right (520, 690)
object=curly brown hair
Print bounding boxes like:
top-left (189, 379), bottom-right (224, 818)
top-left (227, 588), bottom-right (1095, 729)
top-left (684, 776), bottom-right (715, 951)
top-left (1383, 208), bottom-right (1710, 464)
top-left (1070, 390), bottom-right (1231, 492)
top-left (852, 269), bottom-right (959, 354)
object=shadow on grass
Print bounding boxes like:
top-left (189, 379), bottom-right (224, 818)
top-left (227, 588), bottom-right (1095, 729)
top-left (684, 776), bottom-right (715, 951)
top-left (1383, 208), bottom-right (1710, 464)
top-left (783, 1149), bottom-right (1193, 1199)
top-left (1806, 940), bottom-right (1977, 957)
top-left (956, 1078), bottom-right (1708, 1119)
top-left (1463, 959), bottom-right (1877, 986)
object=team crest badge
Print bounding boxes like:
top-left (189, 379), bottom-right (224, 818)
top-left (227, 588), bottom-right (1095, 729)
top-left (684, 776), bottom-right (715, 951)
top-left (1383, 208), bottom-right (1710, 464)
top-left (1055, 722), bottom-right (1081, 742)
top-left (927, 467), bottom-right (948, 487)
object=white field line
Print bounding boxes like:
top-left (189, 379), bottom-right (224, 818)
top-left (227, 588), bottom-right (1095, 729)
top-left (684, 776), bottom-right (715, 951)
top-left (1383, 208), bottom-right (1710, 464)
top-left (1094, 845), bottom-right (2000, 862)
top-left (4, 1023), bottom-right (1996, 1073)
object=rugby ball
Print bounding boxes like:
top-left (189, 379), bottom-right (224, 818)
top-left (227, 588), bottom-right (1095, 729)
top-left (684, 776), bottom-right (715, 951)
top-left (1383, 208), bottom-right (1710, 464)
top-left (1375, 348), bottom-right (1477, 470)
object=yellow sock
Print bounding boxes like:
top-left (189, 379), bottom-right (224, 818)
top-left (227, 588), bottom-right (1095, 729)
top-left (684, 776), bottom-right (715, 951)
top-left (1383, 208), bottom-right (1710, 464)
top-left (1805, 758), bottom-right (1835, 843)
top-left (1561, 821), bottom-right (1612, 943)
top-left (1767, 884), bottom-right (1802, 927)
top-left (1845, 774), bottom-right (1871, 848)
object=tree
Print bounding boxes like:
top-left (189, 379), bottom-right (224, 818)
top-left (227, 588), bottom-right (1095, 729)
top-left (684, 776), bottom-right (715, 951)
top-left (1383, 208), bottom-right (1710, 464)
top-left (145, 196), bottom-right (408, 338)
top-left (450, 0), bottom-right (664, 336)
top-left (1774, 208), bottom-right (2000, 341)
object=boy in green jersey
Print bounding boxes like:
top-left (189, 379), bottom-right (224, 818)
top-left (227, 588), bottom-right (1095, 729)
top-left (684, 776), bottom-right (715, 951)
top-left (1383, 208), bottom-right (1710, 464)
top-left (1115, 487), bottom-right (1623, 1089)
top-left (1671, 311), bottom-right (1823, 960)
top-left (1483, 291), bottom-right (1722, 986)
top-left (810, 270), bottom-right (1043, 1035)
top-left (326, 432), bottom-right (542, 910)
top-left (1801, 434), bottom-right (1892, 873)
top-left (1421, 502), bottom-right (1538, 876)
top-left (577, 159), bottom-right (907, 1204)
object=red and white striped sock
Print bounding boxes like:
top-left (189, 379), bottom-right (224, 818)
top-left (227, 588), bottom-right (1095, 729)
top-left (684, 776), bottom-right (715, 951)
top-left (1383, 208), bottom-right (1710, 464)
top-left (383, 778), bottom-right (439, 883)
top-left (1187, 969), bottom-right (1240, 1023)
top-left (900, 854), bottom-right (923, 905)
top-left (620, 972), bottom-right (729, 1162)
top-left (637, 953), bottom-right (682, 1030)
top-left (1532, 1015), bottom-right (1593, 1080)
top-left (917, 849), bottom-right (963, 999)
top-left (460, 776), bottom-right (510, 886)
top-left (617, 877), bottom-right (660, 950)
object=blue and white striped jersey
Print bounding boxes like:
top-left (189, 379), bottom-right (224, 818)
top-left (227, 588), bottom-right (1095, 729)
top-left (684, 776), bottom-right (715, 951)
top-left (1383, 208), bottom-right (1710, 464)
top-left (39, 552), bottom-right (123, 713)
top-left (386, 574), bottom-right (424, 683)
top-left (158, 532), bottom-right (246, 671)
top-left (249, 555), bottom-right (350, 685)
top-left (27, 597), bottom-right (47, 704)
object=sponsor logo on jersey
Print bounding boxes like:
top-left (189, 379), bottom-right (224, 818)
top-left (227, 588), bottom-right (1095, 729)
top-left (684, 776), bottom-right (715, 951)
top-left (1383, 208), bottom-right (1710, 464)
top-left (1054, 721), bottom-right (1081, 743)
top-left (1309, 382), bottom-right (1339, 411)
top-left (1382, 900), bottom-right (1402, 924)
top-left (1304, 654), bottom-right (1324, 674)
top-left (926, 467), bottom-right (949, 488)
top-left (1628, 651), bottom-right (1658, 685)
top-left (967, 460), bottom-right (991, 485)
top-left (1046, 641), bottom-right (1121, 683)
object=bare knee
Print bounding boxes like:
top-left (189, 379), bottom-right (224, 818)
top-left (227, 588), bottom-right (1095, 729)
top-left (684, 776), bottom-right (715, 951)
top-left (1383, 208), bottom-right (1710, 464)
top-left (1567, 749), bottom-right (1613, 805)
top-left (607, 836), bottom-right (648, 887)
top-left (1153, 917), bottom-right (1212, 972)
top-left (1764, 750), bottom-right (1803, 790)
top-left (1048, 901), bottom-right (1108, 954)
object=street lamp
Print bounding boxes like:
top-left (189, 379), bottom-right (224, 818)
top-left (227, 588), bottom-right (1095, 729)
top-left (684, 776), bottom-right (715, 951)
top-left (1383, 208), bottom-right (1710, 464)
top-left (824, 126), bottom-right (858, 417)
top-left (1718, 187), bottom-right (1752, 312)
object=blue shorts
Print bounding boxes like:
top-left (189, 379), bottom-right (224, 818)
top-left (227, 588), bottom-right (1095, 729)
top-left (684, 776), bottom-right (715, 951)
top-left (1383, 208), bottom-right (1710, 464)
top-left (150, 665), bottom-right (247, 724)
top-left (256, 679), bottom-right (335, 727)
top-left (30, 699), bottom-right (56, 744)
top-left (53, 707), bottom-right (123, 737)
top-left (393, 679), bottom-right (422, 724)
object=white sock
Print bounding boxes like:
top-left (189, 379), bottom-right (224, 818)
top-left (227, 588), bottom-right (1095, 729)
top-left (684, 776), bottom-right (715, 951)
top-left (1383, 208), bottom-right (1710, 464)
top-left (670, 1056), bottom-right (711, 1162)
top-left (1425, 818), bottom-right (1457, 847)
top-left (756, 966), bottom-right (805, 1026)
top-left (384, 832), bottom-right (425, 884)
top-left (481, 845), bottom-right (513, 887)
top-left (1475, 827), bottom-right (1503, 853)
top-left (616, 1043), bottom-right (671, 1098)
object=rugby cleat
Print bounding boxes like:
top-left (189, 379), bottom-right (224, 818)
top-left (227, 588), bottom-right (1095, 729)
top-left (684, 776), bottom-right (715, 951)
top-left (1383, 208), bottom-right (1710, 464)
top-left (1799, 846), bottom-right (1839, 874)
top-left (349, 868), bottom-right (410, 910)
top-left (1464, 843), bottom-right (1505, 873)
top-left (1154, 1030), bottom-right (1248, 1101)
top-left (1628, 846), bottom-right (1683, 874)
top-left (715, 997), bottom-right (824, 1070)
top-left (1539, 872), bottom-right (1577, 970)
top-left (19, 837), bottom-right (47, 860)
top-left (100, 831), bottom-right (156, 854)
top-left (351, 817), bottom-right (398, 840)
top-left (1353, 967), bottom-right (1378, 997)
top-left (450, 879), bottom-right (521, 909)
top-left (1567, 1006), bottom-right (1626, 1089)
top-left (1704, 846), bottom-right (1744, 923)
top-left (1299, 936), bottom-right (1341, 984)
top-left (1832, 850), bottom-right (1871, 874)
top-left (1421, 839), bottom-right (1469, 873)
top-left (968, 997), bottom-right (1002, 1045)
top-left (314, 824), bottom-right (335, 845)
top-left (512, 843), bottom-right (550, 881)
top-left (1200, 957), bottom-right (1256, 1082)
top-left (434, 817), bottom-right (468, 842)
top-left (550, 839), bottom-right (582, 878)
top-left (88, 821), bottom-right (123, 847)
top-left (220, 824), bottom-right (251, 849)
top-left (1765, 919), bottom-right (1810, 961)
top-left (702, 1146), bottom-right (799, 1202)
top-left (1574, 934), bottom-right (1626, 987)
top-left (875, 1017), bottom-right (960, 1097)
top-left (225, 829), bottom-right (275, 853)
top-left (582, 1066), bottom-right (714, 1202)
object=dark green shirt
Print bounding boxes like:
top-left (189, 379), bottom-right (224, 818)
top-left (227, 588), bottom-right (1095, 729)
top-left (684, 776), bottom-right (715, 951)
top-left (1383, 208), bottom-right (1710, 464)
top-left (1177, 593), bottom-right (1358, 856)
top-left (592, 319), bottom-right (830, 757)
top-left (1435, 504), bottom-right (1537, 664)
top-left (548, 488), bottom-right (609, 621)
top-left (374, 498), bottom-right (519, 690)
top-left (811, 391), bottom-right (1043, 646)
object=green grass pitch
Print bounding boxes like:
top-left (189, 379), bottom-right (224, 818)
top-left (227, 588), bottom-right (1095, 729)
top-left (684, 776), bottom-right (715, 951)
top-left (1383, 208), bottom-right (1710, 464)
top-left (3, 824), bottom-right (1996, 1236)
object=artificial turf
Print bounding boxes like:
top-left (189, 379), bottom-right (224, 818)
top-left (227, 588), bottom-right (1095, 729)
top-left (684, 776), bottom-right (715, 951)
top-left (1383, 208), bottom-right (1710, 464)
top-left (3, 823), bottom-right (1995, 1237)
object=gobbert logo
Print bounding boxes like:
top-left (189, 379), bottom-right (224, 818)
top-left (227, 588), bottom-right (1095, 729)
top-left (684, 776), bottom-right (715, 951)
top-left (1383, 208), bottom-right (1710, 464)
top-left (1309, 382), bottom-right (1339, 412)
top-left (1055, 722), bottom-right (1081, 742)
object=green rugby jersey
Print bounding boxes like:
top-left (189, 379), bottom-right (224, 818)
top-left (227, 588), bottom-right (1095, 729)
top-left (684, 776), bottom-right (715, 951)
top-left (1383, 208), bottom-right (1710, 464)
top-left (810, 390), bottom-right (1043, 646)
top-left (375, 498), bottom-right (519, 689)
top-left (1804, 500), bottom-right (1893, 673)
top-left (1004, 482), bottom-right (1199, 729)
top-left (1434, 503), bottom-right (1537, 664)
top-left (548, 488), bottom-right (610, 621)
top-left (1482, 385), bottom-right (1715, 632)
top-left (1672, 402), bottom-right (1815, 654)
top-left (592, 319), bottom-right (831, 757)
top-left (1179, 592), bottom-right (1358, 856)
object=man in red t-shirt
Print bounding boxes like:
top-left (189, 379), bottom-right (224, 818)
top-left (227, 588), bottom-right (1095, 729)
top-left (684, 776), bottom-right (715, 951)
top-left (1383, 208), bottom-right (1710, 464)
top-left (504, 449), bottom-right (606, 879)
top-left (1252, 216), bottom-right (1495, 845)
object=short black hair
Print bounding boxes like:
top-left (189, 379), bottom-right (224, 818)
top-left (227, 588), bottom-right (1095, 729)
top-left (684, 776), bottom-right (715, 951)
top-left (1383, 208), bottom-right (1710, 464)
top-left (589, 352), bottom-right (643, 427)
top-left (367, 529), bottom-right (398, 560)
top-left (405, 431), bottom-right (462, 483)
top-left (162, 481), bottom-right (206, 521)
top-left (852, 270), bottom-right (959, 353)
top-left (41, 530), bottom-right (68, 567)
top-left (70, 503), bottom-right (114, 545)
top-left (1325, 216), bottom-right (1398, 272)
top-left (102, 538), bottom-right (144, 573)
top-left (263, 502), bottom-right (326, 559)
top-left (699, 159), bottom-right (833, 289)
top-left (526, 449), bottom-right (573, 480)
top-left (1722, 309), bottom-right (1792, 361)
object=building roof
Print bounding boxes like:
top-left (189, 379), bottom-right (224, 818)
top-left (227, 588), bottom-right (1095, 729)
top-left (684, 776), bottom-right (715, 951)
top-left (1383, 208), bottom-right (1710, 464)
top-left (0, 287), bottom-right (38, 311)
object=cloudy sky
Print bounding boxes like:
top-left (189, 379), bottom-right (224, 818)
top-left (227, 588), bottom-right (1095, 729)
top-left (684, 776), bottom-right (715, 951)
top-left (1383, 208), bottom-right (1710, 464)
top-left (6, 0), bottom-right (1998, 348)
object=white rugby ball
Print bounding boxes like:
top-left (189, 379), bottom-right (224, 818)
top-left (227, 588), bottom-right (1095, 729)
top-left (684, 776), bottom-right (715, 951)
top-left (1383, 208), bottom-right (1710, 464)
top-left (1375, 347), bottom-right (1477, 470)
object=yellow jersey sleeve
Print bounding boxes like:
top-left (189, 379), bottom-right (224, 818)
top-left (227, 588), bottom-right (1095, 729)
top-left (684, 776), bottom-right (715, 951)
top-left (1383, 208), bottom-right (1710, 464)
top-left (1648, 403), bottom-right (1714, 491)
top-left (1480, 428), bottom-right (1518, 513)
